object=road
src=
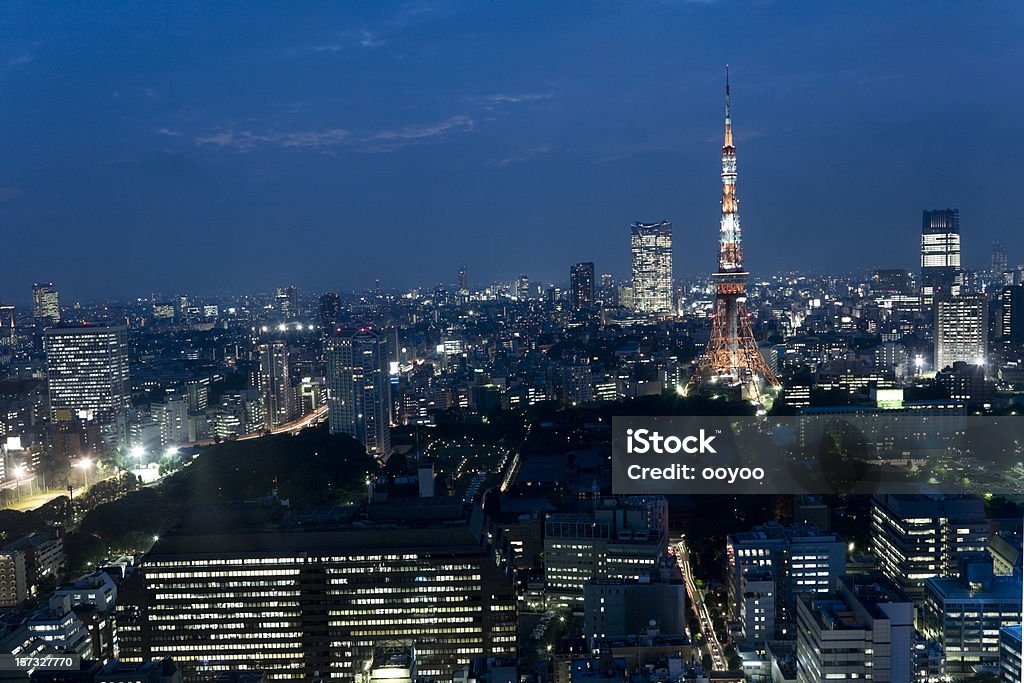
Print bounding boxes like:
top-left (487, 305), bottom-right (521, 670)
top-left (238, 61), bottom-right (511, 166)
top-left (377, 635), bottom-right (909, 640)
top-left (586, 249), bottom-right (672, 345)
top-left (186, 403), bottom-right (329, 447)
top-left (673, 537), bottom-right (727, 671)
top-left (239, 403), bottom-right (329, 440)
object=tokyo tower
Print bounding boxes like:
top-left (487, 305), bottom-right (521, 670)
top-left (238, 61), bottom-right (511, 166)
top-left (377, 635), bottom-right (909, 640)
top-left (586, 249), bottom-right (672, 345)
top-left (686, 68), bottom-right (780, 404)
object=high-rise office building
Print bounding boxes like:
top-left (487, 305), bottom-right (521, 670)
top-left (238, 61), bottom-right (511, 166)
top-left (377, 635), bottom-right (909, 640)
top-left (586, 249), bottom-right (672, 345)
top-left (43, 325), bottom-right (130, 429)
top-left (630, 221), bottom-right (673, 314)
top-left (457, 266), bottom-right (468, 294)
top-left (994, 284), bottom-right (1024, 351)
top-left (514, 275), bottom-right (530, 300)
top-left (544, 497), bottom-right (668, 607)
top-left (569, 262), bottom-right (595, 311)
top-left (319, 292), bottom-right (341, 329)
top-left (920, 209), bottom-right (961, 306)
top-left (795, 575), bottom-right (913, 683)
top-left (992, 240), bottom-right (1009, 275)
top-left (0, 304), bottom-right (15, 346)
top-left (32, 283), bottom-right (61, 325)
top-left (934, 295), bottom-right (987, 371)
top-left (726, 522), bottom-right (846, 636)
top-left (275, 285), bottom-right (298, 319)
top-left (870, 494), bottom-right (988, 602)
top-left (116, 500), bottom-right (516, 682)
top-left (922, 561), bottom-right (1023, 677)
top-left (326, 329), bottom-right (391, 458)
top-left (258, 341), bottom-right (294, 429)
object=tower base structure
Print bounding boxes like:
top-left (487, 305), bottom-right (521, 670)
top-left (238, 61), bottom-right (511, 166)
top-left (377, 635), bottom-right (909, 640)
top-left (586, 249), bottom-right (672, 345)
top-left (685, 276), bottom-right (780, 408)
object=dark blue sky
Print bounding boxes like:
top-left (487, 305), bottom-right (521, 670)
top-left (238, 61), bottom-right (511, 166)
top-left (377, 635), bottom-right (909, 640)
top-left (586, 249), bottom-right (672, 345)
top-left (1, 1), bottom-right (1021, 300)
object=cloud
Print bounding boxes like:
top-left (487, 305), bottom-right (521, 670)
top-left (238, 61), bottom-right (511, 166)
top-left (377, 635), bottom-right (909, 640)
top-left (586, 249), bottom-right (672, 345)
top-left (0, 187), bottom-right (24, 203)
top-left (487, 145), bottom-right (553, 167)
top-left (357, 115), bottom-right (475, 152)
top-left (309, 28), bottom-right (386, 53)
top-left (6, 53), bottom-right (33, 67)
top-left (193, 128), bottom-right (351, 153)
top-left (359, 30), bottom-right (385, 48)
top-left (369, 115), bottom-right (474, 142)
top-left (469, 92), bottom-right (554, 106)
top-left (179, 114), bottom-right (473, 155)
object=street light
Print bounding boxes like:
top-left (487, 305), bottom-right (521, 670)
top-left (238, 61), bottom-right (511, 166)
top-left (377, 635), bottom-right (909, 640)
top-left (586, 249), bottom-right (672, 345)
top-left (11, 465), bottom-right (26, 503)
top-left (73, 457), bottom-right (94, 488)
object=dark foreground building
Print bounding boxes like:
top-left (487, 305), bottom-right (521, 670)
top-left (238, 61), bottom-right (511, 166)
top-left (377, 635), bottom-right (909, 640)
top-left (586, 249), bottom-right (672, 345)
top-left (115, 499), bottom-right (516, 682)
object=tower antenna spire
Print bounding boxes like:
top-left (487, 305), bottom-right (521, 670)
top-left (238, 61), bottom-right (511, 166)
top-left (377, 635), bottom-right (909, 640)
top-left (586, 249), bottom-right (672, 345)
top-left (725, 64), bottom-right (731, 120)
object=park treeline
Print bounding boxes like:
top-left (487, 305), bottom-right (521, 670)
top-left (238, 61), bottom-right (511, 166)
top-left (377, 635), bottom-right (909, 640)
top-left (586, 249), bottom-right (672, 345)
top-left (0, 426), bottom-right (375, 577)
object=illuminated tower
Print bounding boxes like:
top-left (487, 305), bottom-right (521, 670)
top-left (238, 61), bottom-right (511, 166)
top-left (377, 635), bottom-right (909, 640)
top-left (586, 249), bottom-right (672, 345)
top-left (687, 69), bottom-right (780, 403)
top-left (920, 209), bottom-right (961, 306)
top-left (630, 221), bottom-right (673, 314)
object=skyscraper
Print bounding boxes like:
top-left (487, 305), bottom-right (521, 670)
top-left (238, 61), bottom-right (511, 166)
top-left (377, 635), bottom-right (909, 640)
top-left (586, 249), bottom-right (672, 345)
top-left (992, 240), bottom-right (1009, 275)
top-left (275, 285), bottom-right (298, 319)
top-left (319, 292), bottom-right (341, 329)
top-left (326, 329), bottom-right (391, 458)
top-left (514, 274), bottom-right (530, 300)
top-left (687, 70), bottom-right (780, 403)
top-left (0, 304), bottom-right (15, 346)
top-left (257, 341), bottom-right (294, 429)
top-left (43, 325), bottom-right (130, 434)
top-left (569, 261), bottom-right (595, 311)
top-left (920, 209), bottom-right (961, 306)
top-left (994, 284), bottom-right (1024, 350)
top-left (32, 283), bottom-right (60, 325)
top-left (935, 295), bottom-right (987, 371)
top-left (630, 221), bottom-right (673, 314)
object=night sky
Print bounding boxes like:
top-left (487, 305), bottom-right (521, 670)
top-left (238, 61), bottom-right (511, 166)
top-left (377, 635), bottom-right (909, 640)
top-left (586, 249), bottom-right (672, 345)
top-left (1, 1), bottom-right (1021, 301)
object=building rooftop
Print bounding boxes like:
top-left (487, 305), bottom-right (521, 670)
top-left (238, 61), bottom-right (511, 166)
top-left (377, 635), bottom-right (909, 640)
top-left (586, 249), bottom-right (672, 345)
top-left (147, 500), bottom-right (488, 559)
top-left (926, 574), bottom-right (1023, 601)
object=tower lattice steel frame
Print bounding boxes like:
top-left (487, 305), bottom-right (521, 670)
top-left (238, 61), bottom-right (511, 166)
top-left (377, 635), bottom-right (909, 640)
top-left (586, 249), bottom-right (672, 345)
top-left (687, 68), bottom-right (780, 403)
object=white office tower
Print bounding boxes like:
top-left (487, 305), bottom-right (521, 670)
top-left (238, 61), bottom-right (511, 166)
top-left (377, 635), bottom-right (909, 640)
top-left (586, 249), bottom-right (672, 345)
top-left (43, 325), bottom-right (130, 444)
top-left (326, 329), bottom-right (391, 459)
top-left (934, 295), bottom-right (987, 371)
top-left (630, 221), bottom-right (673, 314)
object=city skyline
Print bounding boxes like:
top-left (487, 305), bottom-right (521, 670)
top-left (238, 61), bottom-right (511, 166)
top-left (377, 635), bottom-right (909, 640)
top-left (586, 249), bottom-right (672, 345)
top-left (1, 5), bottom-right (1023, 681)
top-left (1, 1), bottom-right (1022, 298)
